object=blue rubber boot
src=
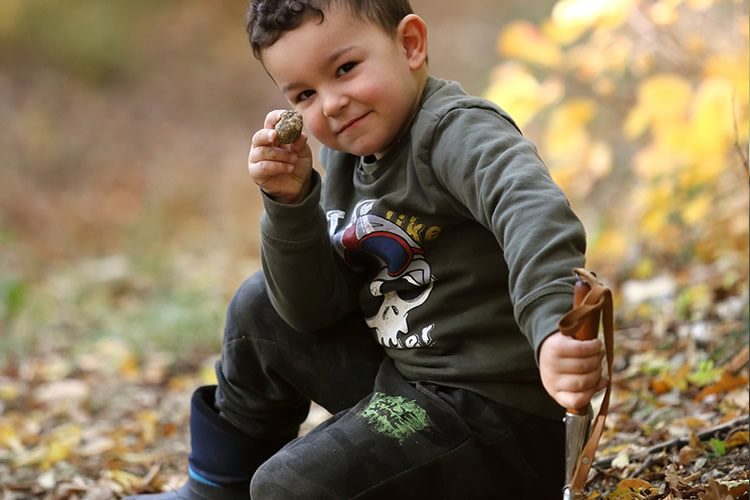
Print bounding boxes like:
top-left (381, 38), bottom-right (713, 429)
top-left (124, 386), bottom-right (294, 500)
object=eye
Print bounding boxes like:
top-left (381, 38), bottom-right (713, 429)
top-left (295, 89), bottom-right (316, 103)
top-left (336, 61), bottom-right (357, 77)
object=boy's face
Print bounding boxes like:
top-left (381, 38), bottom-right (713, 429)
top-left (261, 7), bottom-right (425, 160)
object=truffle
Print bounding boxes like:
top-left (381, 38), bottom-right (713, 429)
top-left (275, 110), bottom-right (303, 144)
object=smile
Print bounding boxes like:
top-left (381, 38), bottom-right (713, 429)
top-left (337, 112), bottom-right (370, 135)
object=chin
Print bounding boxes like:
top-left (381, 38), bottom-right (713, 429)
top-left (349, 139), bottom-right (392, 159)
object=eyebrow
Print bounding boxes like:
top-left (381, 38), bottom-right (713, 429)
top-left (281, 45), bottom-right (357, 94)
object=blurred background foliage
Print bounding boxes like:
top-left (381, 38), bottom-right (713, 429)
top-left (0, 0), bottom-right (747, 368)
top-left (484, 0), bottom-right (749, 284)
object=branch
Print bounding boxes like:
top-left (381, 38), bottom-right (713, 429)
top-left (594, 415), bottom-right (749, 468)
top-left (731, 92), bottom-right (750, 185)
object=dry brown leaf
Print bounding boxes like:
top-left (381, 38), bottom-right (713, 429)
top-left (605, 488), bottom-right (647, 499)
top-left (723, 345), bottom-right (749, 375)
top-left (698, 479), bottom-right (733, 500)
top-left (679, 431), bottom-right (705, 465)
top-left (617, 478), bottom-right (653, 490)
top-left (728, 482), bottom-right (749, 499)
top-left (695, 372), bottom-right (749, 401)
top-left (725, 430), bottom-right (749, 449)
top-left (665, 464), bottom-right (693, 494)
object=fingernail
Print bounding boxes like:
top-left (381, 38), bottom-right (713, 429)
top-left (289, 154), bottom-right (297, 162)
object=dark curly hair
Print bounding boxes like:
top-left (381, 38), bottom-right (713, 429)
top-left (245, 0), bottom-right (414, 60)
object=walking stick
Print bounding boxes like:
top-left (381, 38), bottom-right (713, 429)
top-left (559, 269), bottom-right (614, 500)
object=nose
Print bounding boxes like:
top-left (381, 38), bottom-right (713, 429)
top-left (321, 90), bottom-right (348, 118)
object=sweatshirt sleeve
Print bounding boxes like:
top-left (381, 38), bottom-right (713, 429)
top-left (428, 106), bottom-right (587, 358)
top-left (259, 170), bottom-right (360, 332)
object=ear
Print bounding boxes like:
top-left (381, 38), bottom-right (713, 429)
top-left (397, 14), bottom-right (428, 70)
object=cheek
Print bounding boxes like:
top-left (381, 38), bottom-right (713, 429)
top-left (303, 112), bottom-right (331, 141)
top-left (358, 79), bottom-right (390, 106)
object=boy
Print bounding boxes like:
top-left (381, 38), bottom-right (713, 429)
top-left (129, 1), bottom-right (606, 498)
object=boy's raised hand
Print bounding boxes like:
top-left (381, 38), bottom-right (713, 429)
top-left (538, 331), bottom-right (607, 410)
top-left (248, 110), bottom-right (313, 205)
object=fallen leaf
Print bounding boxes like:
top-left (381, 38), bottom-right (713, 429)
top-left (698, 478), bottom-right (732, 500)
top-left (617, 478), bottom-right (653, 491)
top-left (728, 482), bottom-right (749, 499)
top-left (679, 431), bottom-right (705, 465)
top-left (725, 430), bottom-right (749, 449)
top-left (695, 372), bottom-right (749, 401)
top-left (606, 488), bottom-right (647, 499)
top-left (611, 449), bottom-right (631, 468)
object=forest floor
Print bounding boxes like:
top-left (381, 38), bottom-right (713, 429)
top-left (0, 257), bottom-right (748, 500)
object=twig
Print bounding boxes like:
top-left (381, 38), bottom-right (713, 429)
top-left (629, 454), bottom-right (656, 478)
top-left (595, 415), bottom-right (749, 468)
top-left (724, 344), bottom-right (750, 375)
top-left (731, 92), bottom-right (750, 185)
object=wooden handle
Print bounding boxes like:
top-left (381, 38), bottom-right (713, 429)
top-left (566, 275), bottom-right (600, 415)
top-left (571, 277), bottom-right (599, 341)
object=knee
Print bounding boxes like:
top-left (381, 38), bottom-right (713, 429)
top-left (230, 270), bottom-right (269, 315)
top-left (223, 270), bottom-right (275, 343)
top-left (250, 454), bottom-right (304, 500)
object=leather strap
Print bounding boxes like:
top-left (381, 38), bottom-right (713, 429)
top-left (557, 268), bottom-right (615, 493)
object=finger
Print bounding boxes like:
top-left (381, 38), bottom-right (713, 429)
top-left (553, 337), bottom-right (604, 358)
top-left (251, 128), bottom-right (279, 148)
top-left (249, 159), bottom-right (295, 180)
top-left (249, 145), bottom-right (298, 165)
top-left (554, 370), bottom-right (603, 394)
top-left (552, 354), bottom-right (605, 375)
top-left (555, 389), bottom-right (598, 410)
top-left (263, 109), bottom-right (287, 129)
top-left (288, 133), bottom-right (309, 153)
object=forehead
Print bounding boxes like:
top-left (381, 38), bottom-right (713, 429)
top-left (260, 7), bottom-right (390, 77)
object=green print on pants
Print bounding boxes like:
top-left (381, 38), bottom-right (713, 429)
top-left (358, 392), bottom-right (430, 444)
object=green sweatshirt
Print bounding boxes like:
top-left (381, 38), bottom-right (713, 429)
top-left (260, 76), bottom-right (586, 418)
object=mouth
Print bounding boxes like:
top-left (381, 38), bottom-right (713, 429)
top-left (337, 112), bottom-right (370, 135)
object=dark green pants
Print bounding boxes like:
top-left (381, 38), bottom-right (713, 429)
top-left (212, 271), bottom-right (565, 499)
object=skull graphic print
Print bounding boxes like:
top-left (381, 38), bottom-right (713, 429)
top-left (330, 203), bottom-right (436, 349)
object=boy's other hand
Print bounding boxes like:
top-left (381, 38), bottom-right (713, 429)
top-left (538, 331), bottom-right (607, 410)
top-left (249, 110), bottom-right (313, 204)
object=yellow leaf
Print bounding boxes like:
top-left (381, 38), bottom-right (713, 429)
top-left (627, 74), bottom-right (693, 137)
top-left (681, 193), bottom-right (712, 224)
top-left (42, 424), bottom-right (82, 469)
top-left (0, 421), bottom-right (23, 453)
top-left (686, 77), bottom-right (737, 160)
top-left (542, 17), bottom-right (587, 45)
top-left (106, 469), bottom-right (144, 489)
top-left (649, 1), bottom-right (680, 25)
top-left (0, 382), bottom-right (20, 400)
top-left (551, 0), bottom-right (637, 30)
top-left (726, 430), bottom-right (749, 448)
top-left (136, 409), bottom-right (158, 445)
top-left (497, 21), bottom-right (562, 67)
top-left (544, 98), bottom-right (597, 155)
top-left (483, 63), bottom-right (564, 128)
top-left (593, 229), bottom-right (627, 262)
top-left (686, 0), bottom-right (718, 10)
top-left (704, 53), bottom-right (749, 105)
